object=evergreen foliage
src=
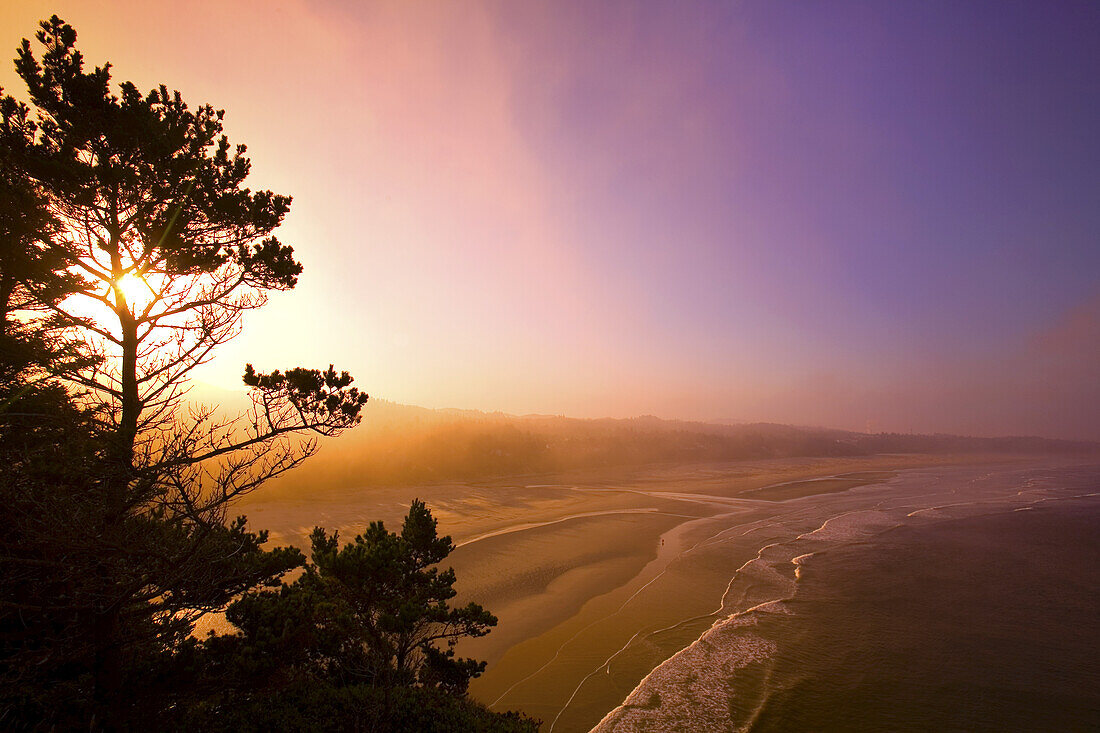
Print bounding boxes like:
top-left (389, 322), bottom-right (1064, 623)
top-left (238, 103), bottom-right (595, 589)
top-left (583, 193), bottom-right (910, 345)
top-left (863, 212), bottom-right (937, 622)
top-left (184, 501), bottom-right (532, 732)
top-left (0, 16), bottom-right (530, 732)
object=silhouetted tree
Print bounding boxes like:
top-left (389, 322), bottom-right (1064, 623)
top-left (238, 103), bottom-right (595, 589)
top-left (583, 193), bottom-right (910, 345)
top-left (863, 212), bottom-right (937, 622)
top-left (188, 501), bottom-right (523, 732)
top-left (2, 16), bottom-right (529, 732)
top-left (11, 15), bottom-right (366, 475)
top-left (0, 87), bottom-right (73, 333)
top-left (1, 16), bottom-right (366, 727)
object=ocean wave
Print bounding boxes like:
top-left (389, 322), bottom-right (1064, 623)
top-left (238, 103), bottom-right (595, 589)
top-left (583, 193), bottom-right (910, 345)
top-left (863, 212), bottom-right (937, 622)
top-left (791, 553), bottom-right (814, 579)
top-left (587, 461), bottom-right (1095, 732)
top-left (795, 509), bottom-right (899, 543)
top-left (906, 506), bottom-right (946, 518)
top-left (591, 611), bottom-right (778, 733)
top-left (591, 502), bottom-right (986, 731)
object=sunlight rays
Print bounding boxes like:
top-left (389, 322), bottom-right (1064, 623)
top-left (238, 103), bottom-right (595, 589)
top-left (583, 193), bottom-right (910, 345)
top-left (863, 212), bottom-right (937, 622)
top-left (114, 272), bottom-right (151, 310)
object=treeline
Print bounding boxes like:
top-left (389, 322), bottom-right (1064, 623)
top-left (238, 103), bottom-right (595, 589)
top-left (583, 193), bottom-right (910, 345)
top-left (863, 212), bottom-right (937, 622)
top-left (0, 18), bottom-right (533, 732)
top-left (267, 400), bottom-right (1099, 491)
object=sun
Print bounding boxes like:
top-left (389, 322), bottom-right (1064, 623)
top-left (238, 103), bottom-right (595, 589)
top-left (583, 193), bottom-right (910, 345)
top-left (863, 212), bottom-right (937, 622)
top-left (115, 273), bottom-right (149, 308)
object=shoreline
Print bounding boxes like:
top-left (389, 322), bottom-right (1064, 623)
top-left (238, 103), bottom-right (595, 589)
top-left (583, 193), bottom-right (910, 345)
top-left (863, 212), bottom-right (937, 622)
top-left (229, 453), bottom-right (1069, 729)
top-left (590, 459), bottom-right (1099, 732)
top-left (450, 455), bottom-right (1040, 727)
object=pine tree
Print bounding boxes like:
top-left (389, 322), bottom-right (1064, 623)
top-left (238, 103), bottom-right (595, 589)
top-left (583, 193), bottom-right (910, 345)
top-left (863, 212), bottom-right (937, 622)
top-left (1, 17), bottom-right (366, 727)
top-left (190, 501), bottom-right (525, 732)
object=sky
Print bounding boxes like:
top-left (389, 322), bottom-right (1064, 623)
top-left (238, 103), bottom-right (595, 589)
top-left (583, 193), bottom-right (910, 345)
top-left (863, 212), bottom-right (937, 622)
top-left (3, 1), bottom-right (1098, 440)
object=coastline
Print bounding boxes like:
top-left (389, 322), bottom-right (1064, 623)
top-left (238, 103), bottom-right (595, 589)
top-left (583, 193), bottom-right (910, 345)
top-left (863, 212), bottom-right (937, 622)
top-left (592, 460), bottom-right (1100, 733)
top-left (230, 453), bottom-right (1077, 729)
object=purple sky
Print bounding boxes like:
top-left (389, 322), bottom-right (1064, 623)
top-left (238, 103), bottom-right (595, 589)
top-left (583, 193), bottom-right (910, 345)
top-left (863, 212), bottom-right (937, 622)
top-left (4, 1), bottom-right (1099, 438)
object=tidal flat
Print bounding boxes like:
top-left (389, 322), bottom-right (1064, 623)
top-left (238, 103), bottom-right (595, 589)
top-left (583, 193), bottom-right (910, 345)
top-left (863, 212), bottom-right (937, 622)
top-left (234, 452), bottom-right (1036, 729)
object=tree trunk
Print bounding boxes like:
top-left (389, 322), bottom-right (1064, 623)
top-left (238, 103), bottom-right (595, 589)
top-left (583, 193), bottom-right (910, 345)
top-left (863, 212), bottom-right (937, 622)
top-left (118, 308), bottom-right (139, 461)
top-left (96, 255), bottom-right (136, 729)
top-left (91, 569), bottom-right (123, 731)
top-left (0, 274), bottom-right (13, 335)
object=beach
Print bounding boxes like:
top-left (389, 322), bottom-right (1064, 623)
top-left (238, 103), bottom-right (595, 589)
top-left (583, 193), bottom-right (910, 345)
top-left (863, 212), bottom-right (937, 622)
top-left (232, 452), bottom-right (1087, 730)
top-left (592, 460), bottom-right (1100, 733)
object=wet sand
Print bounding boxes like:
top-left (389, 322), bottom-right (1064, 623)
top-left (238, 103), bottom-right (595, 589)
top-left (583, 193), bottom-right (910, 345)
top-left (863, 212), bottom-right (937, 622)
top-left (233, 453), bottom-right (1015, 729)
top-left (736, 471), bottom-right (896, 501)
top-left (591, 463), bottom-right (1100, 733)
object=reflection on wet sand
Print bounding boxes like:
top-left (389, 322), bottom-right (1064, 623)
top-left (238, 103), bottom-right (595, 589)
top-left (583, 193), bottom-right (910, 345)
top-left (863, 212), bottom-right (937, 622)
top-left (237, 453), bottom-right (1044, 730)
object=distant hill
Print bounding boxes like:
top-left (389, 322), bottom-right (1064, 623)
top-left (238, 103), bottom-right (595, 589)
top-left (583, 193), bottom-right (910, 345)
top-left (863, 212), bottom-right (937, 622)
top-left (253, 399), bottom-right (1099, 493)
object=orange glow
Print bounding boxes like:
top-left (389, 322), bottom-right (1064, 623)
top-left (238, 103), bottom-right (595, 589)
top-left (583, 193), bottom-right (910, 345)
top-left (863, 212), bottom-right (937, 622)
top-left (114, 273), bottom-right (149, 310)
top-left (1, 2), bottom-right (1096, 440)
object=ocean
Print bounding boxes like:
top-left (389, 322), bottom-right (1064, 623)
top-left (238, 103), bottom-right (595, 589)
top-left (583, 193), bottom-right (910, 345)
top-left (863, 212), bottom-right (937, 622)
top-left (593, 462), bottom-right (1100, 732)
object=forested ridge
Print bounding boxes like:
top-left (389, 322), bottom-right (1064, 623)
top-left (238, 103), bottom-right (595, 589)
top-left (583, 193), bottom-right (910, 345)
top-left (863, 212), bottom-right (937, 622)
top-left (264, 398), bottom-right (1100, 491)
